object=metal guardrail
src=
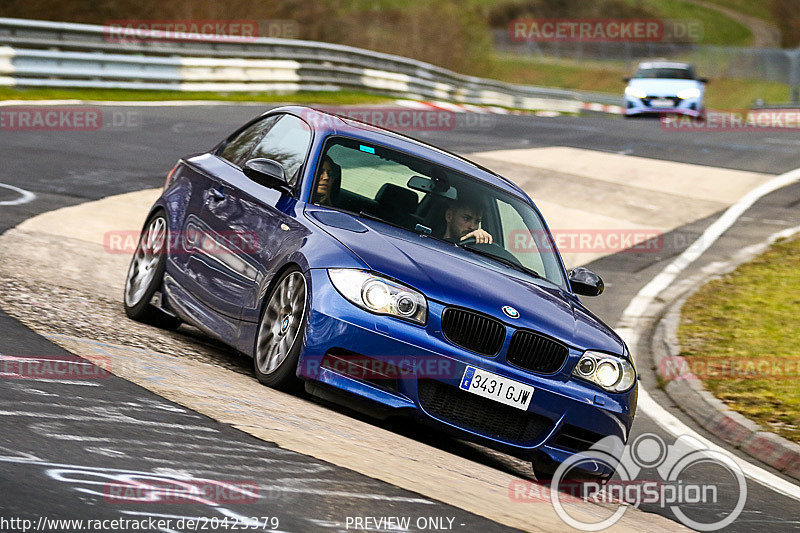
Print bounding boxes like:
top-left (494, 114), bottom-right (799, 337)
top-left (0, 17), bottom-right (621, 111)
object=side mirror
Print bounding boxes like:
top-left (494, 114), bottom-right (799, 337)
top-left (569, 267), bottom-right (604, 297)
top-left (697, 77), bottom-right (709, 84)
top-left (622, 76), bottom-right (631, 82)
top-left (244, 158), bottom-right (290, 192)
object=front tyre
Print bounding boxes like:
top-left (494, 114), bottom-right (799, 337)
top-left (253, 267), bottom-right (307, 391)
top-left (123, 211), bottom-right (180, 329)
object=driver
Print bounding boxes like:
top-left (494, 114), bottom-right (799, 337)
top-left (443, 197), bottom-right (493, 244)
top-left (313, 155), bottom-right (341, 206)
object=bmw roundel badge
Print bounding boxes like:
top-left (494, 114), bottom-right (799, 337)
top-left (502, 306), bottom-right (520, 319)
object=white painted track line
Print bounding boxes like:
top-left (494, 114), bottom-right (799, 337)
top-left (0, 183), bottom-right (36, 206)
top-left (616, 166), bottom-right (800, 501)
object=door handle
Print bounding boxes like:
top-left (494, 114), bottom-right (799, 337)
top-left (206, 187), bottom-right (226, 203)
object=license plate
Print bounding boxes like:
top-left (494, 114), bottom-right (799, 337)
top-left (459, 366), bottom-right (534, 410)
top-left (651, 98), bottom-right (674, 107)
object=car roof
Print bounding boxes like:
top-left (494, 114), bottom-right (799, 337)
top-left (636, 61), bottom-right (693, 70)
top-left (266, 105), bottom-right (530, 200)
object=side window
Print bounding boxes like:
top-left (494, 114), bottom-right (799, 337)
top-left (248, 115), bottom-right (312, 186)
top-left (219, 115), bottom-right (280, 167)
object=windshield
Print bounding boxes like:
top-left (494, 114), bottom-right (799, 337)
top-left (634, 67), bottom-right (694, 80)
top-left (310, 136), bottom-right (567, 288)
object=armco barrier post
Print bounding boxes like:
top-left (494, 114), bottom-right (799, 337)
top-left (790, 48), bottom-right (800, 104)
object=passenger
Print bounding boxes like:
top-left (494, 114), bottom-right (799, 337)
top-left (313, 155), bottom-right (341, 206)
top-left (443, 197), bottom-right (493, 244)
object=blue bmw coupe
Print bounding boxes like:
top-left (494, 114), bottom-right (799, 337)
top-left (124, 106), bottom-right (637, 478)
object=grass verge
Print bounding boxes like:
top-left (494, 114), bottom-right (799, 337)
top-left (703, 78), bottom-right (792, 109)
top-left (486, 55), bottom-right (629, 93)
top-left (487, 54), bottom-right (791, 109)
top-left (698, 0), bottom-right (774, 22)
top-left (632, 0), bottom-right (753, 45)
top-left (678, 235), bottom-right (800, 444)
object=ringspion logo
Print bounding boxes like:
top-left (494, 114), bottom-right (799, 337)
top-left (514, 434), bottom-right (747, 531)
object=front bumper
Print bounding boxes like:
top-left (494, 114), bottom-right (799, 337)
top-left (299, 269), bottom-right (637, 468)
top-left (625, 95), bottom-right (703, 117)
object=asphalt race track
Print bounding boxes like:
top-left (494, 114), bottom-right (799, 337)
top-left (1, 104), bottom-right (799, 532)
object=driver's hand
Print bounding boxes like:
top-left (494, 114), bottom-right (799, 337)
top-left (462, 229), bottom-right (493, 244)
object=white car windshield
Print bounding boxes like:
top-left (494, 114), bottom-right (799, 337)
top-left (634, 67), bottom-right (694, 80)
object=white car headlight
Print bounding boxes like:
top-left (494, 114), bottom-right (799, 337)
top-left (328, 269), bottom-right (427, 325)
top-left (625, 86), bottom-right (647, 99)
top-left (572, 350), bottom-right (636, 392)
top-left (677, 87), bottom-right (701, 99)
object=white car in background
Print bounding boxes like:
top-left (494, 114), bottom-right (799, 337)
top-left (624, 61), bottom-right (708, 118)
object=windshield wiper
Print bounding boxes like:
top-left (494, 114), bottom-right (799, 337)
top-left (459, 245), bottom-right (542, 280)
top-left (357, 210), bottom-right (399, 228)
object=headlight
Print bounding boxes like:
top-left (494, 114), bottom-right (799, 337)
top-left (625, 86), bottom-right (647, 99)
top-left (328, 269), bottom-right (427, 325)
top-left (573, 350), bottom-right (636, 392)
top-left (677, 87), bottom-right (701, 99)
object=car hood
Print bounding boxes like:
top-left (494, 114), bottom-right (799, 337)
top-left (306, 208), bottom-right (624, 354)
top-left (627, 78), bottom-right (702, 96)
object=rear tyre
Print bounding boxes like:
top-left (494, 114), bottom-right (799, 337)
top-left (123, 211), bottom-right (181, 329)
top-left (253, 267), bottom-right (307, 391)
